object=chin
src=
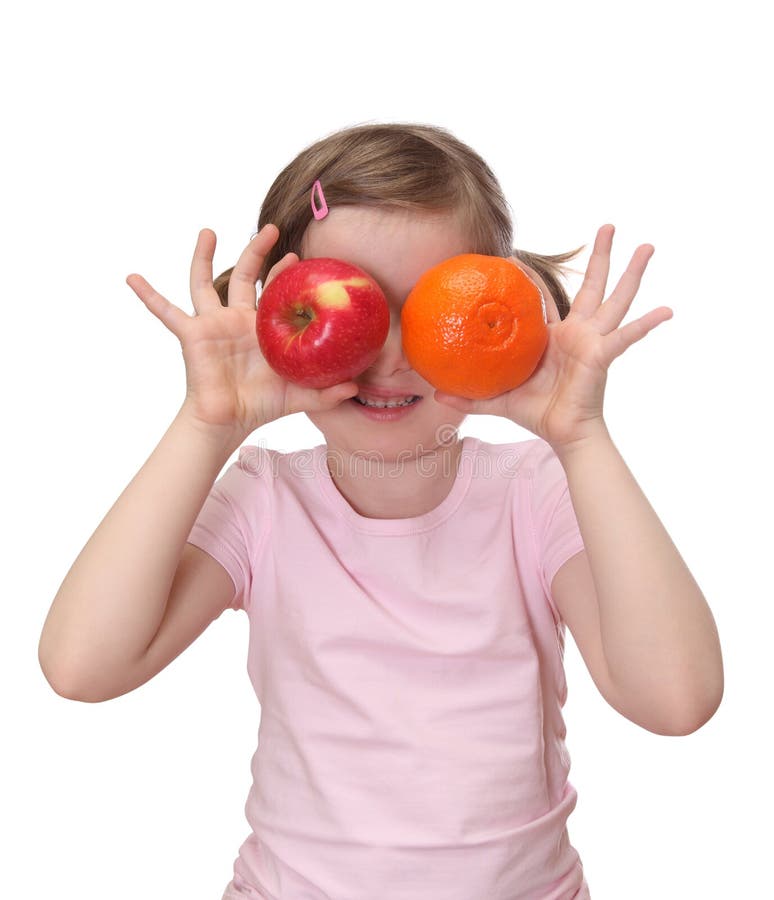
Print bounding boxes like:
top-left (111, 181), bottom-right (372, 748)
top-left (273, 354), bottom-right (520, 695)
top-left (305, 401), bottom-right (466, 460)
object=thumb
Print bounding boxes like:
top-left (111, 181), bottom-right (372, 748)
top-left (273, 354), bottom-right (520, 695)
top-left (316, 381), bottom-right (360, 409)
top-left (433, 390), bottom-right (478, 414)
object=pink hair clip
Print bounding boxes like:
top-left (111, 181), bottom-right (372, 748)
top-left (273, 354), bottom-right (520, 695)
top-left (311, 179), bottom-right (329, 220)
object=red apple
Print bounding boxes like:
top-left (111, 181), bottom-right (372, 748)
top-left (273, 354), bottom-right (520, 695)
top-left (256, 257), bottom-right (390, 389)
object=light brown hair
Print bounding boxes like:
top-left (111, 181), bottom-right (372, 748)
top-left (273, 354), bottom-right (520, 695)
top-left (214, 122), bottom-right (585, 319)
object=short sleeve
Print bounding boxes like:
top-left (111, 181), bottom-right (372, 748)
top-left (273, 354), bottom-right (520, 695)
top-left (186, 445), bottom-right (271, 612)
top-left (527, 440), bottom-right (586, 607)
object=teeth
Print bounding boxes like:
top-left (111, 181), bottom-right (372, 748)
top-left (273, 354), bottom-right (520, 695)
top-left (355, 395), bottom-right (418, 408)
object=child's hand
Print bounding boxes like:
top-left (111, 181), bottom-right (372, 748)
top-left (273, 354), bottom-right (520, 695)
top-left (434, 224), bottom-right (674, 454)
top-left (126, 225), bottom-right (360, 438)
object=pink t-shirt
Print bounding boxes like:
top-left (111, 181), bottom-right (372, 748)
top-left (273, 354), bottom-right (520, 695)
top-left (188, 435), bottom-right (591, 900)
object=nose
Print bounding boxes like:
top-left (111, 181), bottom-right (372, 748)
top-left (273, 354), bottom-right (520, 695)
top-left (364, 314), bottom-right (412, 378)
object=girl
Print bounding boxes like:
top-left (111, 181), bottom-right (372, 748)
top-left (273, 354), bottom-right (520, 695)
top-left (38, 122), bottom-right (723, 900)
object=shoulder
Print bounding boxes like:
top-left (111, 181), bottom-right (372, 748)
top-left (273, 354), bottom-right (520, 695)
top-left (233, 443), bottom-right (329, 507)
top-left (467, 436), bottom-right (570, 530)
top-left (206, 444), bottom-right (278, 513)
top-left (237, 443), bottom-right (323, 477)
top-left (465, 434), bottom-right (554, 482)
top-left (235, 443), bottom-right (278, 478)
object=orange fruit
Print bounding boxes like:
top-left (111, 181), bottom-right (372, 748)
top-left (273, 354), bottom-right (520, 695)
top-left (401, 254), bottom-right (549, 399)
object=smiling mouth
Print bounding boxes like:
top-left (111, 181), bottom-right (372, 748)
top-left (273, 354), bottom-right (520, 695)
top-left (351, 395), bottom-right (422, 409)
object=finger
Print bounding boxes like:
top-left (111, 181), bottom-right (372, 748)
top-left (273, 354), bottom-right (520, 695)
top-left (126, 273), bottom-right (192, 338)
top-left (572, 224), bottom-right (615, 319)
top-left (228, 223), bottom-right (281, 310)
top-left (189, 228), bottom-right (222, 315)
top-left (596, 244), bottom-right (655, 334)
top-left (433, 391), bottom-right (482, 414)
top-left (315, 381), bottom-right (361, 407)
top-left (606, 306), bottom-right (674, 361)
top-left (286, 380), bottom-right (360, 414)
top-left (435, 387), bottom-right (524, 418)
top-left (262, 250), bottom-right (300, 295)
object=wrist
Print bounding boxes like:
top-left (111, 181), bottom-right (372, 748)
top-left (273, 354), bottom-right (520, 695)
top-left (549, 418), bottom-right (612, 464)
top-left (175, 402), bottom-right (249, 457)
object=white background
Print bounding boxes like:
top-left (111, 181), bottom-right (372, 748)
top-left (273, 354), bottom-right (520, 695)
top-left (3, 0), bottom-right (770, 897)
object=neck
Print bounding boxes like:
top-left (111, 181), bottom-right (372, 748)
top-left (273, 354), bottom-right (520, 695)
top-left (324, 437), bottom-right (465, 519)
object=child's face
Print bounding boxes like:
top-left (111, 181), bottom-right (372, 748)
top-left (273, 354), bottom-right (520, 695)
top-left (298, 206), bottom-right (556, 462)
top-left (298, 206), bottom-right (474, 461)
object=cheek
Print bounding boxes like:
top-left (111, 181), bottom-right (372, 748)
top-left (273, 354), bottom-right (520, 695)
top-left (424, 396), bottom-right (468, 427)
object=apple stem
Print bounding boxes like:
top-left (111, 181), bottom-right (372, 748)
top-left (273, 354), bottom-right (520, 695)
top-left (291, 308), bottom-right (314, 328)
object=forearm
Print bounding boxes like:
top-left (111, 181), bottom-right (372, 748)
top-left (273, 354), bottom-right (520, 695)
top-left (39, 404), bottom-right (246, 692)
top-left (554, 424), bottom-right (724, 723)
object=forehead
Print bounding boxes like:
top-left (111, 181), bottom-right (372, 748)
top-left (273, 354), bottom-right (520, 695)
top-left (298, 206), bottom-right (556, 316)
top-left (300, 206), bottom-right (472, 300)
